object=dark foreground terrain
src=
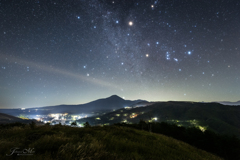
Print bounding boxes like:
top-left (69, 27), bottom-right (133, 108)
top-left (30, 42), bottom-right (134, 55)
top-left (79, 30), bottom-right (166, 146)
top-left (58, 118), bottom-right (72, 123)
top-left (0, 122), bottom-right (224, 160)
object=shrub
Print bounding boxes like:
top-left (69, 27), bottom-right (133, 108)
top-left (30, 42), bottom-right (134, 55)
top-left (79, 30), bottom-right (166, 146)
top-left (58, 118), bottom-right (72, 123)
top-left (83, 122), bottom-right (91, 128)
top-left (29, 121), bottom-right (36, 129)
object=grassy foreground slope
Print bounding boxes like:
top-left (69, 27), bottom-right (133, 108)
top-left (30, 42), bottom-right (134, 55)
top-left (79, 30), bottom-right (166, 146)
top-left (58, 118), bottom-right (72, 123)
top-left (0, 124), bottom-right (222, 160)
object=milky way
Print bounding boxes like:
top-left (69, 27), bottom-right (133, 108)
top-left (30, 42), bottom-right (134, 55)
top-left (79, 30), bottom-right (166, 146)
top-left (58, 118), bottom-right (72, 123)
top-left (1, 0), bottom-right (240, 108)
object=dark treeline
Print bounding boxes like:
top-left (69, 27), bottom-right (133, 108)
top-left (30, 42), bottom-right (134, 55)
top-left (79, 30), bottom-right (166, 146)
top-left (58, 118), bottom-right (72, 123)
top-left (114, 121), bottom-right (240, 160)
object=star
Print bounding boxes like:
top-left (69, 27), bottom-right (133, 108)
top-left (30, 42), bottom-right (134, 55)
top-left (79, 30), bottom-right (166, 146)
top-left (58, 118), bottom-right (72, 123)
top-left (129, 21), bottom-right (133, 26)
top-left (151, 5), bottom-right (155, 10)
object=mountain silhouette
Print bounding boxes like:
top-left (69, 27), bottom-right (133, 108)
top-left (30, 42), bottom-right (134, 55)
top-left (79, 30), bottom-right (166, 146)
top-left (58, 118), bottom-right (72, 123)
top-left (0, 95), bottom-right (147, 116)
top-left (0, 113), bottom-right (40, 124)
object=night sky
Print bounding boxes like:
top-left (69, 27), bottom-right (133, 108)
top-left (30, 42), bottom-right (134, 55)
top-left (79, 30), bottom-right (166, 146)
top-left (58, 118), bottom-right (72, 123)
top-left (1, 0), bottom-right (240, 109)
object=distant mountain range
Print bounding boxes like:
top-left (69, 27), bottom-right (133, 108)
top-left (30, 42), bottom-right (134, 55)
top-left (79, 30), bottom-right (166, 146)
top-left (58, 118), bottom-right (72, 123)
top-left (0, 95), bottom-right (147, 116)
top-left (1, 95), bottom-right (240, 137)
top-left (217, 101), bottom-right (240, 106)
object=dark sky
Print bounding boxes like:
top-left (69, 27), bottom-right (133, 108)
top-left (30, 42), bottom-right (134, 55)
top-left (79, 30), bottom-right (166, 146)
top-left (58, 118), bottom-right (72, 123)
top-left (1, 0), bottom-right (240, 108)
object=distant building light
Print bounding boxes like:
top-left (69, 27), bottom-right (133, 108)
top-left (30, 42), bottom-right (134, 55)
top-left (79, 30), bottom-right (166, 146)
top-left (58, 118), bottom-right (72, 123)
top-left (122, 119), bottom-right (127, 123)
top-left (199, 126), bottom-right (206, 132)
top-left (130, 113), bottom-right (138, 118)
top-left (109, 117), bottom-right (114, 120)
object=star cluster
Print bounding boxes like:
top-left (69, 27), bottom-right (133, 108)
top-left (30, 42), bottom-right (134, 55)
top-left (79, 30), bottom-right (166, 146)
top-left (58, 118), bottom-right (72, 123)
top-left (0, 0), bottom-right (240, 108)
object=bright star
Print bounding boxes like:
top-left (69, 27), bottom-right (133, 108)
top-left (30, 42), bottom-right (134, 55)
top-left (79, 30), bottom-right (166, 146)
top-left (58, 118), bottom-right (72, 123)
top-left (166, 52), bottom-right (170, 60)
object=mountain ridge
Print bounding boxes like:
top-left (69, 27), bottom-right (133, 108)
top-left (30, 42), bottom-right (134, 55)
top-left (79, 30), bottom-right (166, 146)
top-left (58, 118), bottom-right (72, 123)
top-left (0, 95), bottom-right (147, 116)
top-left (77, 101), bottom-right (240, 137)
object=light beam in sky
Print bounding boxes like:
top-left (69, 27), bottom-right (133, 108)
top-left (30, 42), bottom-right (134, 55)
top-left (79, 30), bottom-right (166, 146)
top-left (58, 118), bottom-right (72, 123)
top-left (0, 54), bottom-right (120, 90)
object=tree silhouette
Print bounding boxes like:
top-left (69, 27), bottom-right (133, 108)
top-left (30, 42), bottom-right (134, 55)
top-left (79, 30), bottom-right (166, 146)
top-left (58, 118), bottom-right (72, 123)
top-left (139, 119), bottom-right (146, 130)
top-left (71, 121), bottom-right (77, 126)
top-left (84, 121), bottom-right (91, 128)
top-left (29, 121), bottom-right (36, 129)
top-left (147, 111), bottom-right (153, 132)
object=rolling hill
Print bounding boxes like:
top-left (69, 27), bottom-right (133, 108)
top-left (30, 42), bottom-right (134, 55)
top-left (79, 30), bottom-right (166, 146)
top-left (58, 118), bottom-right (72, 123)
top-left (77, 101), bottom-right (240, 137)
top-left (0, 113), bottom-right (41, 124)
